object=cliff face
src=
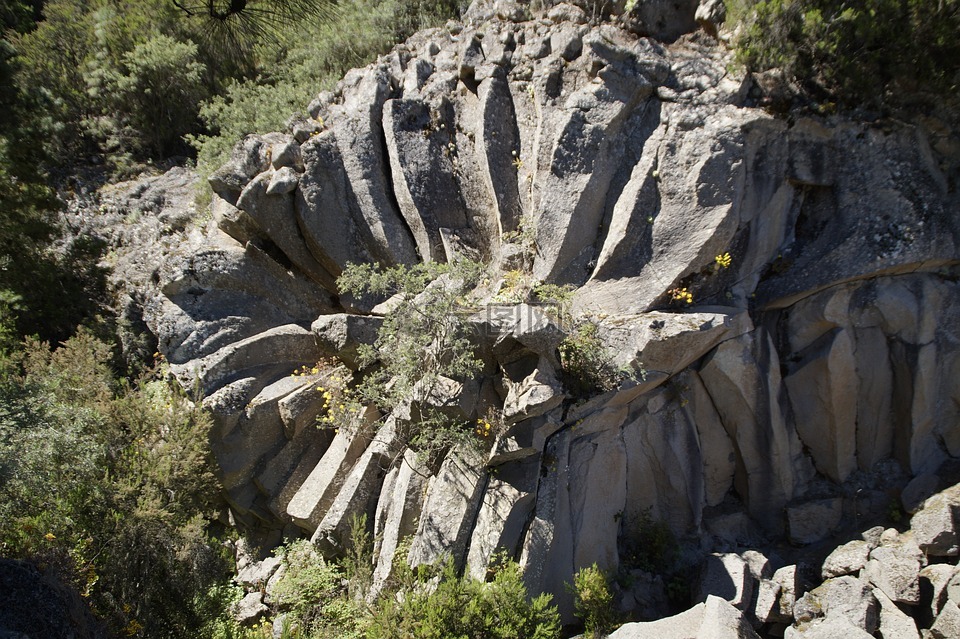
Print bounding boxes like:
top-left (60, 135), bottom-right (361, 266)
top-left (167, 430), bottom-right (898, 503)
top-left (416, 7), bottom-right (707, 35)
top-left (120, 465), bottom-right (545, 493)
top-left (144, 0), bottom-right (959, 623)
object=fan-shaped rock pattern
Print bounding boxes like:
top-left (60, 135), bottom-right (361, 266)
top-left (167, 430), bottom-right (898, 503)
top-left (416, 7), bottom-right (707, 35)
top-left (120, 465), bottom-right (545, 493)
top-left (146, 4), bottom-right (960, 622)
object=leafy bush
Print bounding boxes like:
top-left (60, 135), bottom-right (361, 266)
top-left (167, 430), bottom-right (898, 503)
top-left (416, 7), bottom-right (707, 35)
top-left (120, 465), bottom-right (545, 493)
top-left (570, 563), bottom-right (615, 638)
top-left (558, 321), bottom-right (621, 399)
top-left (0, 332), bottom-right (234, 638)
top-left (86, 34), bottom-right (209, 165)
top-left (337, 260), bottom-right (485, 461)
top-left (735, 0), bottom-right (960, 110)
top-left (368, 558), bottom-right (560, 639)
top-left (618, 508), bottom-right (679, 575)
top-left (190, 0), bottom-right (462, 174)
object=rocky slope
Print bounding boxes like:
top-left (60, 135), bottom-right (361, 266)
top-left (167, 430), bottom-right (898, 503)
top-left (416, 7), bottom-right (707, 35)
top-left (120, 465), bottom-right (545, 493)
top-left (128, 0), bottom-right (960, 633)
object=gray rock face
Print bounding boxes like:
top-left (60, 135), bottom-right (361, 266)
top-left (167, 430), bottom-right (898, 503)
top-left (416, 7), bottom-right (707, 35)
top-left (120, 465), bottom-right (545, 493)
top-left (140, 0), bottom-right (960, 628)
top-left (912, 483), bottom-right (960, 556)
top-left (793, 576), bottom-right (878, 634)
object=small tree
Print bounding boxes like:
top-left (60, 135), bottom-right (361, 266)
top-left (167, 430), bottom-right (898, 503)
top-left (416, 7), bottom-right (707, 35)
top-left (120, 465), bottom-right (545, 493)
top-left (88, 34), bottom-right (208, 162)
top-left (571, 563), bottom-right (615, 638)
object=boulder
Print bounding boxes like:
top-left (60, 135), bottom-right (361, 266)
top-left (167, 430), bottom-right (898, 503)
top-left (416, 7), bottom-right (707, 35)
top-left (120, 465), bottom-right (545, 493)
top-left (929, 600), bottom-right (960, 639)
top-left (862, 530), bottom-right (924, 605)
top-left (792, 576), bottom-right (878, 635)
top-left (919, 564), bottom-right (956, 626)
top-left (608, 595), bottom-right (759, 639)
top-left (872, 587), bottom-right (919, 639)
top-left (695, 554), bottom-right (754, 611)
top-left (236, 556), bottom-right (282, 589)
top-left (783, 616), bottom-right (875, 639)
top-left (821, 540), bottom-right (870, 580)
top-left (608, 601), bottom-right (705, 639)
top-left (209, 134), bottom-right (278, 205)
top-left (901, 473), bottom-right (942, 514)
top-left (911, 483), bottom-right (960, 556)
top-left (311, 314), bottom-right (383, 370)
top-left (233, 592), bottom-right (268, 626)
top-left (502, 357), bottom-right (565, 421)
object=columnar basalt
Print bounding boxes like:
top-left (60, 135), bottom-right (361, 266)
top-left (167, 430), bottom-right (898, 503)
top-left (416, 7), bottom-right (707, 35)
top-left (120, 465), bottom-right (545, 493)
top-left (145, 1), bottom-right (960, 626)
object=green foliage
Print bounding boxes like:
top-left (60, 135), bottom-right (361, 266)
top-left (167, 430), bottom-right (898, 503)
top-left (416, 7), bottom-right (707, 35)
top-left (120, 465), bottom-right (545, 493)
top-left (271, 538), bottom-right (366, 639)
top-left (86, 34), bottom-right (209, 166)
top-left (190, 0), bottom-right (461, 174)
top-left (618, 508), bottom-right (680, 575)
top-left (368, 558), bottom-right (560, 639)
top-left (735, 0), bottom-right (960, 110)
top-left (0, 331), bottom-right (234, 638)
top-left (570, 563), bottom-right (615, 638)
top-left (338, 260), bottom-right (485, 460)
top-left (558, 321), bottom-right (621, 399)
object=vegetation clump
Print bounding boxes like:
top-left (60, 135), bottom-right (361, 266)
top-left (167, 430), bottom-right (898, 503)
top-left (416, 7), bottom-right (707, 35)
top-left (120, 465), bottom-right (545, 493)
top-left (733, 0), bottom-right (960, 112)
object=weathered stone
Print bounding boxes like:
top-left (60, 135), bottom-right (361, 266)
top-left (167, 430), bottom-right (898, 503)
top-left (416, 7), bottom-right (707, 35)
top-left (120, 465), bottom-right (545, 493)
top-left (929, 600), bottom-right (960, 639)
top-left (278, 381), bottom-right (327, 440)
top-left (786, 498), bottom-right (843, 545)
top-left (236, 556), bottom-right (282, 589)
top-left (863, 531), bottom-right (924, 605)
top-left (624, 0), bottom-right (699, 41)
top-left (783, 616), bottom-right (875, 639)
top-left (911, 483), bottom-right (960, 556)
top-left (821, 540), bottom-right (870, 580)
top-left (700, 333), bottom-right (810, 533)
top-left (919, 564), bottom-right (956, 626)
top-left (234, 592), bottom-right (268, 626)
top-left (209, 134), bottom-right (278, 205)
top-left (285, 419), bottom-right (375, 531)
top-left (383, 98), bottom-right (469, 262)
top-left (756, 578), bottom-right (789, 624)
top-left (369, 450), bottom-right (428, 600)
top-left (266, 166), bottom-right (300, 195)
top-left (618, 570), bottom-right (670, 621)
top-left (695, 0), bottom-right (726, 35)
top-left (327, 71), bottom-right (418, 267)
top-left (270, 138), bottom-right (303, 171)
top-left (408, 449), bottom-right (486, 569)
top-left (872, 587), bottom-right (919, 639)
top-left (609, 595), bottom-right (759, 639)
top-left (595, 310), bottom-right (752, 381)
top-left (311, 314), bottom-right (382, 370)
top-left (312, 419), bottom-right (402, 556)
top-left (466, 459), bottom-right (537, 580)
top-left (212, 193), bottom-right (261, 245)
top-left (772, 566), bottom-right (800, 622)
top-left (783, 328), bottom-right (857, 483)
top-left (902, 473), bottom-right (942, 515)
top-left (237, 172), bottom-right (336, 291)
top-left (608, 601), bottom-right (705, 639)
top-left (502, 357), bottom-right (565, 421)
top-left (793, 576), bottom-right (878, 634)
top-left (696, 554), bottom-right (754, 611)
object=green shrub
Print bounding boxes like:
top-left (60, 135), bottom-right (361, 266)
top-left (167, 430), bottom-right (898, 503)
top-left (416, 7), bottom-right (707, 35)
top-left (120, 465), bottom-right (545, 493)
top-left (558, 321), bottom-right (621, 399)
top-left (735, 0), bottom-right (960, 110)
top-left (270, 538), bottom-right (367, 639)
top-left (571, 563), bottom-right (615, 638)
top-left (0, 331), bottom-right (233, 638)
top-left (368, 558), bottom-right (560, 639)
top-left (338, 260), bottom-right (485, 461)
top-left (618, 508), bottom-right (679, 575)
top-left (86, 34), bottom-right (209, 164)
top-left (190, 0), bottom-right (461, 175)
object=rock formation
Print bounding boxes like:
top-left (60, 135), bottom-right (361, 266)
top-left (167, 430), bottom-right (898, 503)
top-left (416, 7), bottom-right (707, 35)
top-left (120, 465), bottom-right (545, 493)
top-left (133, 0), bottom-right (959, 631)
